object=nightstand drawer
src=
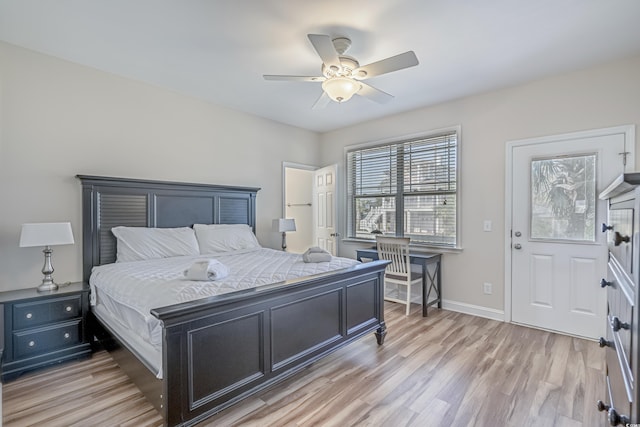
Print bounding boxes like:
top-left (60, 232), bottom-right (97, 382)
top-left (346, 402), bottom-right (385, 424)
top-left (13, 319), bottom-right (82, 358)
top-left (13, 295), bottom-right (81, 330)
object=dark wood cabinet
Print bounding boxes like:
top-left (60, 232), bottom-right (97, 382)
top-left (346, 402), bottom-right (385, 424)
top-left (0, 282), bottom-right (91, 382)
top-left (598, 173), bottom-right (640, 425)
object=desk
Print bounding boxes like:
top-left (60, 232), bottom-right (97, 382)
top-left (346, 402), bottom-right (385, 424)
top-left (356, 248), bottom-right (441, 317)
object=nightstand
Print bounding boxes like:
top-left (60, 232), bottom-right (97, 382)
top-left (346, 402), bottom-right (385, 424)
top-left (0, 282), bottom-right (91, 382)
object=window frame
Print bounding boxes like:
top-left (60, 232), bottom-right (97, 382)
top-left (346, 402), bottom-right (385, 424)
top-left (343, 126), bottom-right (461, 250)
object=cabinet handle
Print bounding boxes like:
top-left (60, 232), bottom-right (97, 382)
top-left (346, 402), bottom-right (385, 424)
top-left (599, 337), bottom-right (612, 348)
top-left (611, 316), bottom-right (630, 332)
top-left (608, 407), bottom-right (630, 426)
top-left (64, 332), bottom-right (70, 339)
top-left (614, 231), bottom-right (630, 246)
top-left (600, 278), bottom-right (613, 288)
top-left (65, 305), bottom-right (72, 312)
top-left (596, 400), bottom-right (610, 412)
top-left (26, 312), bottom-right (33, 319)
top-left (602, 223), bottom-right (614, 232)
top-left (28, 340), bottom-right (35, 347)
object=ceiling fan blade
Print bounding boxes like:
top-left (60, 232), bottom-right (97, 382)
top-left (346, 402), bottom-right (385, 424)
top-left (354, 51), bottom-right (419, 79)
top-left (307, 34), bottom-right (341, 71)
top-left (357, 82), bottom-right (394, 104)
top-left (263, 75), bottom-right (325, 82)
top-left (312, 92), bottom-right (331, 109)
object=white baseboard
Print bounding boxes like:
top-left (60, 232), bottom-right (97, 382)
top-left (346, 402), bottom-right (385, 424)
top-left (441, 299), bottom-right (505, 322)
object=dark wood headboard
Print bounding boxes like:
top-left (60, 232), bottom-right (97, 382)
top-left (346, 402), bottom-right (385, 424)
top-left (77, 175), bottom-right (260, 283)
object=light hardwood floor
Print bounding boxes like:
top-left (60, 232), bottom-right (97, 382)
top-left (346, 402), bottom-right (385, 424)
top-left (2, 303), bottom-right (606, 426)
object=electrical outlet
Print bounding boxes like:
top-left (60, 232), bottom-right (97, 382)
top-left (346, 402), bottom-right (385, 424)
top-left (483, 282), bottom-right (492, 294)
top-left (483, 220), bottom-right (492, 232)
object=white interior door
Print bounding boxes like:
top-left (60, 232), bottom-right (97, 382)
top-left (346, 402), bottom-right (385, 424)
top-left (510, 129), bottom-right (631, 339)
top-left (313, 164), bottom-right (337, 255)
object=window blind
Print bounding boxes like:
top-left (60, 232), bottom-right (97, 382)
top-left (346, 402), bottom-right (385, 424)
top-left (347, 130), bottom-right (458, 247)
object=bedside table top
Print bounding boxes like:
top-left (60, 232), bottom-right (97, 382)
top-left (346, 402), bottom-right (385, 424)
top-left (0, 282), bottom-right (88, 304)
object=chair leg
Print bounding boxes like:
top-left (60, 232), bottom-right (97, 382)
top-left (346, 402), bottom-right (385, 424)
top-left (405, 283), bottom-right (411, 316)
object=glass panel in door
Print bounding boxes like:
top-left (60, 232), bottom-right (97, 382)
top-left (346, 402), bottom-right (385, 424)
top-left (530, 154), bottom-right (596, 241)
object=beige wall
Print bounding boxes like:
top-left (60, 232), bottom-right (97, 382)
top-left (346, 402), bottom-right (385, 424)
top-left (320, 55), bottom-right (640, 317)
top-left (0, 42), bottom-right (320, 291)
top-left (2, 39), bottom-right (639, 317)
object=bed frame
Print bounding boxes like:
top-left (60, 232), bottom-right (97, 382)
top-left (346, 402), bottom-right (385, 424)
top-left (77, 175), bottom-right (389, 427)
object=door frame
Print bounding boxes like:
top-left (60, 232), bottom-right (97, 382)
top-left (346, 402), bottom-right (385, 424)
top-left (504, 125), bottom-right (635, 323)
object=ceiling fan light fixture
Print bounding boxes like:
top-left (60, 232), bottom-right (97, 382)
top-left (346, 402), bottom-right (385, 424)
top-left (321, 76), bottom-right (360, 103)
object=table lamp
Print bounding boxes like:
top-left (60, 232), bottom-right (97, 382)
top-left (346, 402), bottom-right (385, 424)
top-left (272, 218), bottom-right (296, 251)
top-left (19, 222), bottom-right (75, 292)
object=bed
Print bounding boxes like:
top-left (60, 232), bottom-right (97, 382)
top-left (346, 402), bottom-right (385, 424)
top-left (78, 175), bottom-right (389, 427)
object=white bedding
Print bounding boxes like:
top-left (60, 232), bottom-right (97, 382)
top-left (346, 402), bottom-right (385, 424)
top-left (90, 247), bottom-right (359, 363)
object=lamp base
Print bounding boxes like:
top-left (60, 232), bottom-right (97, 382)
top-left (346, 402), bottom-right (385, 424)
top-left (37, 246), bottom-right (59, 292)
top-left (37, 282), bottom-right (59, 292)
top-left (281, 232), bottom-right (287, 251)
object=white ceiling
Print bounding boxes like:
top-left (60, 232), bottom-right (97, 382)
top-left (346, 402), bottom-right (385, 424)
top-left (2, 1), bottom-right (640, 133)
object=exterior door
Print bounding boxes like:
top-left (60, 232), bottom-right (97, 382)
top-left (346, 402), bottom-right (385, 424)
top-left (510, 128), bottom-right (632, 339)
top-left (313, 164), bottom-right (337, 255)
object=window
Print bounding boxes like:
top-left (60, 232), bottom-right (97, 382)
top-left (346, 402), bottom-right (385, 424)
top-left (346, 129), bottom-right (459, 248)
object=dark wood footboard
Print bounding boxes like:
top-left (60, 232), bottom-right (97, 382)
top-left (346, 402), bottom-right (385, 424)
top-left (152, 260), bottom-right (388, 427)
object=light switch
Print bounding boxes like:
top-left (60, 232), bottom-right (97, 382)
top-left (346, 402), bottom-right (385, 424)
top-left (483, 220), bottom-right (492, 232)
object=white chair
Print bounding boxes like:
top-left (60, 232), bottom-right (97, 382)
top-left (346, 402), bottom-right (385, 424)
top-left (376, 236), bottom-right (423, 316)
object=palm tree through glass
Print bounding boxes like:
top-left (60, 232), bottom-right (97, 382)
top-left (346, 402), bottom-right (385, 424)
top-left (530, 154), bottom-right (596, 241)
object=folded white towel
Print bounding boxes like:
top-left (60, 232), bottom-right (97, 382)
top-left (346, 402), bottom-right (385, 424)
top-left (302, 247), bottom-right (332, 263)
top-left (183, 259), bottom-right (230, 281)
top-left (306, 246), bottom-right (327, 253)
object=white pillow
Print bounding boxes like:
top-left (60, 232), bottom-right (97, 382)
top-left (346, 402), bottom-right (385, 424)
top-left (111, 226), bottom-right (200, 262)
top-left (193, 224), bottom-right (261, 254)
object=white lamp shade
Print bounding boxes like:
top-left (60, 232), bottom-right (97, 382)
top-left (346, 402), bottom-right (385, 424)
top-left (321, 76), bottom-right (361, 103)
top-left (20, 222), bottom-right (75, 247)
top-left (273, 218), bottom-right (296, 233)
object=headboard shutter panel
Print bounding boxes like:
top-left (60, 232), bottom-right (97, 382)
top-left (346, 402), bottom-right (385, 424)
top-left (98, 193), bottom-right (148, 265)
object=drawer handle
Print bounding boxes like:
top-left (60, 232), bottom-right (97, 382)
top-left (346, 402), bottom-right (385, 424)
top-left (26, 312), bottom-right (33, 319)
top-left (602, 223), bottom-right (613, 232)
top-left (64, 332), bottom-right (70, 339)
top-left (608, 407), bottom-right (630, 426)
top-left (600, 278), bottom-right (613, 288)
top-left (598, 337), bottom-right (612, 348)
top-left (614, 231), bottom-right (630, 246)
top-left (596, 400), bottom-right (609, 412)
top-left (611, 316), bottom-right (630, 332)
top-left (28, 340), bottom-right (35, 347)
top-left (65, 306), bottom-right (72, 312)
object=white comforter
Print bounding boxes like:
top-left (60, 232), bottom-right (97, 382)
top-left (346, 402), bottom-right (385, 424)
top-left (90, 248), bottom-right (359, 350)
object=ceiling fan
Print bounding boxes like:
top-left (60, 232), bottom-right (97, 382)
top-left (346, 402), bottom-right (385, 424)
top-left (263, 34), bottom-right (419, 108)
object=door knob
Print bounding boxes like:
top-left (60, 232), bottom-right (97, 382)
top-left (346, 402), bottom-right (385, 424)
top-left (513, 243), bottom-right (522, 250)
top-left (330, 233), bottom-right (340, 237)
top-left (514, 231), bottom-right (522, 237)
